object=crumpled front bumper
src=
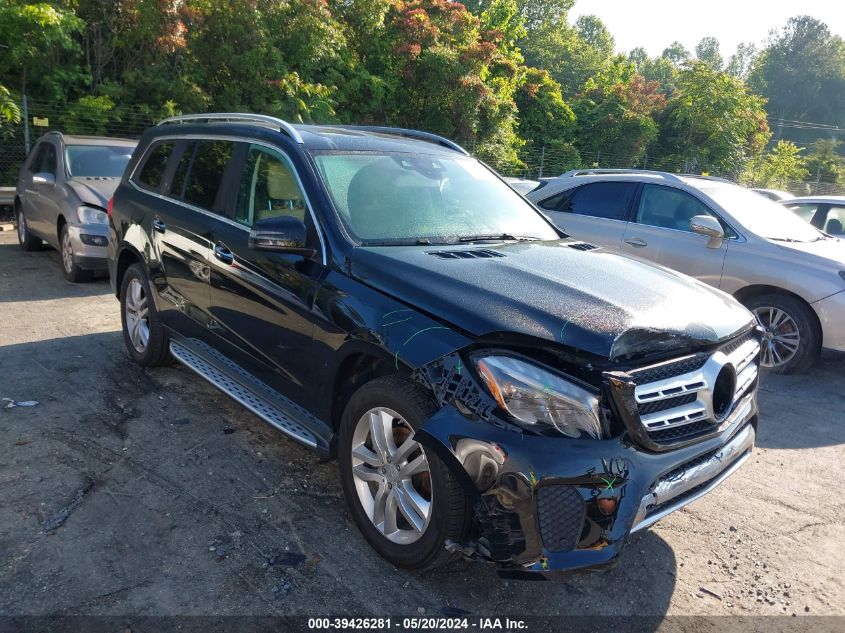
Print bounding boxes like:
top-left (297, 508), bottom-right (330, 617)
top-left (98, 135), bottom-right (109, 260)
top-left (416, 393), bottom-right (757, 578)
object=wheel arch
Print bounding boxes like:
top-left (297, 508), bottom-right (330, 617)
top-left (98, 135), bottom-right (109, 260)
top-left (733, 284), bottom-right (822, 331)
top-left (330, 348), bottom-right (400, 433)
top-left (114, 244), bottom-right (145, 298)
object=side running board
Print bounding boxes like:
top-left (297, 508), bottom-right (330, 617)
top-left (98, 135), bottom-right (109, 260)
top-left (170, 339), bottom-right (330, 454)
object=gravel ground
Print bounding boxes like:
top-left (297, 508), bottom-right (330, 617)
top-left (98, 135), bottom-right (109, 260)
top-left (0, 228), bottom-right (843, 620)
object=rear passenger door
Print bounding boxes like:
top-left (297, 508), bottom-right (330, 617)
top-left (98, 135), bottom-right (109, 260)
top-left (133, 138), bottom-right (236, 343)
top-left (537, 181), bottom-right (637, 249)
top-left (205, 142), bottom-right (324, 411)
top-left (620, 184), bottom-right (730, 287)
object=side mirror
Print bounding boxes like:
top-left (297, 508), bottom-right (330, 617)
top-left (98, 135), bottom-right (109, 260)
top-left (690, 214), bottom-right (724, 248)
top-left (248, 215), bottom-right (316, 257)
top-left (33, 172), bottom-right (56, 185)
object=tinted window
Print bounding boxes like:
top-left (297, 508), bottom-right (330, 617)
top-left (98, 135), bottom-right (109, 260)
top-left (37, 143), bottom-right (58, 176)
top-left (137, 142), bottom-right (174, 190)
top-left (183, 140), bottom-right (235, 211)
top-left (27, 143), bottom-right (47, 172)
top-left (636, 185), bottom-right (718, 233)
top-left (235, 145), bottom-right (306, 226)
top-left (538, 191), bottom-right (569, 211)
top-left (568, 182), bottom-right (635, 220)
top-left (167, 142), bottom-right (195, 199)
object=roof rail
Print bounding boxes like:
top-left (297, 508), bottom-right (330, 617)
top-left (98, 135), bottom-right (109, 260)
top-left (679, 174), bottom-right (735, 184)
top-left (333, 125), bottom-right (469, 155)
top-left (558, 168), bottom-right (685, 183)
top-left (157, 113), bottom-right (304, 144)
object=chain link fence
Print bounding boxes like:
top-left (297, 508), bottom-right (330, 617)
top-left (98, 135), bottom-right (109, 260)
top-left (3, 98), bottom-right (845, 221)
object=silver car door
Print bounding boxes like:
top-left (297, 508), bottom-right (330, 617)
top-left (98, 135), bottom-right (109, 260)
top-left (537, 181), bottom-right (637, 250)
top-left (620, 184), bottom-right (729, 288)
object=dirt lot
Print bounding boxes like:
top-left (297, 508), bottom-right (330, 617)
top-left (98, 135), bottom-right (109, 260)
top-left (1, 227), bottom-right (844, 620)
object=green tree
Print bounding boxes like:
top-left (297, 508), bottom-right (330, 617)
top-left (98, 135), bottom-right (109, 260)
top-left (572, 62), bottom-right (666, 165)
top-left (695, 36), bottom-right (723, 70)
top-left (661, 41), bottom-right (690, 66)
top-left (741, 140), bottom-right (809, 188)
top-left (749, 16), bottom-right (845, 128)
top-left (656, 62), bottom-right (771, 174)
top-left (0, 1), bottom-right (84, 99)
top-left (725, 42), bottom-right (757, 79)
top-left (805, 139), bottom-right (845, 184)
top-left (0, 84), bottom-right (20, 124)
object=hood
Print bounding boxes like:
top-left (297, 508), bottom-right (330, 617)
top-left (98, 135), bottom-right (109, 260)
top-left (66, 177), bottom-right (120, 208)
top-left (773, 236), bottom-right (845, 267)
top-left (349, 240), bottom-right (755, 361)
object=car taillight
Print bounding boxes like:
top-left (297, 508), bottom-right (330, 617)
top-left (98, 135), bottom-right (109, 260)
top-left (107, 197), bottom-right (114, 219)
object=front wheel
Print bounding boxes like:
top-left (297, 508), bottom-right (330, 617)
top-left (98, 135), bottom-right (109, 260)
top-left (745, 293), bottom-right (821, 374)
top-left (60, 224), bottom-right (92, 282)
top-left (338, 375), bottom-right (473, 570)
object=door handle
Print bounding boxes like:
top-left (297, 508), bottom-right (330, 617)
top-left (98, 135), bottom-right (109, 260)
top-left (152, 218), bottom-right (166, 233)
top-left (213, 242), bottom-right (234, 265)
top-left (624, 237), bottom-right (648, 248)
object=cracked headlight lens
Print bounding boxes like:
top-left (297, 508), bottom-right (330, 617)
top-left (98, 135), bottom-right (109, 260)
top-left (77, 205), bottom-right (108, 224)
top-left (472, 354), bottom-right (603, 439)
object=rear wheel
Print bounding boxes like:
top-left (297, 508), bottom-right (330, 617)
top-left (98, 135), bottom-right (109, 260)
top-left (120, 263), bottom-right (172, 366)
top-left (16, 205), bottom-right (41, 251)
top-left (338, 375), bottom-right (473, 569)
top-left (60, 224), bottom-right (92, 282)
top-left (745, 293), bottom-right (820, 374)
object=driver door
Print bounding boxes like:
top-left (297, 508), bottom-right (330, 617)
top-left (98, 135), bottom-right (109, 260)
top-left (620, 184), bottom-right (730, 288)
top-left (206, 142), bottom-right (324, 409)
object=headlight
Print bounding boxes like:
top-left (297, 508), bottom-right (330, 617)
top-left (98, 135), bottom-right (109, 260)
top-left (472, 354), bottom-right (603, 438)
top-left (77, 205), bottom-right (108, 224)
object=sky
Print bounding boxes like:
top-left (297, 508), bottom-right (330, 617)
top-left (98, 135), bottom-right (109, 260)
top-left (570, 0), bottom-right (845, 60)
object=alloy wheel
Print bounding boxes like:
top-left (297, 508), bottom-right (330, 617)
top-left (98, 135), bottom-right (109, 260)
top-left (753, 306), bottom-right (801, 369)
top-left (125, 278), bottom-right (151, 353)
top-left (350, 407), bottom-right (433, 544)
top-left (61, 230), bottom-right (74, 274)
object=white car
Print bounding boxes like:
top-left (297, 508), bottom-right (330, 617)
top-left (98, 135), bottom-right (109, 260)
top-left (780, 196), bottom-right (845, 238)
top-left (526, 169), bottom-right (845, 373)
top-left (752, 188), bottom-right (793, 202)
top-left (502, 177), bottom-right (539, 196)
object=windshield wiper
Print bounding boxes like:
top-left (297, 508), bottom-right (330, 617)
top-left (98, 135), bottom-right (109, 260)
top-left (458, 234), bottom-right (540, 243)
top-left (362, 238), bottom-right (451, 246)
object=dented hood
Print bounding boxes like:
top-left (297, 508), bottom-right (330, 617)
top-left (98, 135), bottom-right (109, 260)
top-left (349, 240), bottom-right (755, 360)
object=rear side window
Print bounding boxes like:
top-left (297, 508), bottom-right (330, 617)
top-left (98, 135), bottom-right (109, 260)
top-left (183, 140), bottom-right (235, 211)
top-left (137, 142), bottom-right (175, 190)
top-left (567, 182), bottom-right (635, 220)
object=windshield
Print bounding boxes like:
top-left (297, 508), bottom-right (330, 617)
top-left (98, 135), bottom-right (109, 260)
top-left (66, 145), bottom-right (134, 178)
top-left (701, 185), bottom-right (825, 242)
top-left (312, 152), bottom-right (560, 244)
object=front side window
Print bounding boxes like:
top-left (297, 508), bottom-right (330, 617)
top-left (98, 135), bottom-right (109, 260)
top-left (567, 182), bottom-right (635, 220)
top-left (784, 203), bottom-right (819, 224)
top-left (235, 145), bottom-right (306, 226)
top-left (167, 142), bottom-right (195, 199)
top-left (635, 184), bottom-right (717, 232)
top-left (137, 142), bottom-right (175, 190)
top-left (38, 143), bottom-right (58, 176)
top-left (183, 140), bottom-right (235, 211)
top-left (66, 145), bottom-right (134, 178)
top-left (312, 152), bottom-right (559, 244)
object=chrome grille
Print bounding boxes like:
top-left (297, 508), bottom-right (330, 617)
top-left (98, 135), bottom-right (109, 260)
top-left (630, 332), bottom-right (761, 445)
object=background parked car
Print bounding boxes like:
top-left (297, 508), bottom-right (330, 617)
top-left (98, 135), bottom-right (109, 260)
top-left (15, 132), bottom-right (136, 281)
top-left (502, 176), bottom-right (540, 196)
top-left (526, 169), bottom-right (845, 374)
top-left (752, 188), bottom-right (793, 201)
top-left (780, 196), bottom-right (845, 237)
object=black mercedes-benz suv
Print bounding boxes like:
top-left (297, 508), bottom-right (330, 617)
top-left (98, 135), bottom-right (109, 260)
top-left (108, 113), bottom-right (761, 577)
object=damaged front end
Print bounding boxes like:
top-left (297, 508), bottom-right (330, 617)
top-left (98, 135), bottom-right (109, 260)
top-left (411, 329), bottom-right (762, 578)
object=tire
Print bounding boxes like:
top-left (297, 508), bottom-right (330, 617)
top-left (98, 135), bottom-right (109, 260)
top-left (338, 375), bottom-right (473, 570)
top-left (16, 204), bottom-right (41, 252)
top-left (744, 293), bottom-right (821, 375)
top-left (120, 263), bottom-right (173, 367)
top-left (59, 223), bottom-right (92, 282)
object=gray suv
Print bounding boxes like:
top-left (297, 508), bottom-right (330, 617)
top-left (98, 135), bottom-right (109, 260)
top-left (527, 169), bottom-right (845, 374)
top-left (15, 132), bottom-right (136, 281)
